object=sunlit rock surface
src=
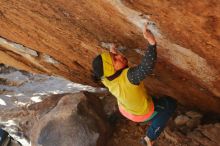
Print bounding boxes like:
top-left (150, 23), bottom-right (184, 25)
top-left (0, 0), bottom-right (219, 113)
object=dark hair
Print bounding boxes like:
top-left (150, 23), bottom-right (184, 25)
top-left (92, 55), bottom-right (103, 80)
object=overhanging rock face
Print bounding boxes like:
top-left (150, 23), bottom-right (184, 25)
top-left (0, 0), bottom-right (219, 112)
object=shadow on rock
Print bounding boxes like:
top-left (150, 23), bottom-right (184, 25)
top-left (30, 92), bottom-right (110, 146)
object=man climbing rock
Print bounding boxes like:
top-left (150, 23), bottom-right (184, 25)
top-left (92, 24), bottom-right (176, 146)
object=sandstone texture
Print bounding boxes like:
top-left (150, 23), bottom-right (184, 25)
top-left (0, 0), bottom-right (219, 114)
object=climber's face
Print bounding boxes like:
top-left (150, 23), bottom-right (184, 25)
top-left (110, 52), bottom-right (128, 71)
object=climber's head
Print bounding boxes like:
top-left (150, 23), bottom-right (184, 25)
top-left (92, 51), bottom-right (128, 80)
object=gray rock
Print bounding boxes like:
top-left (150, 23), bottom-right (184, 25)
top-left (31, 93), bottom-right (110, 146)
top-left (185, 111), bottom-right (202, 119)
top-left (199, 123), bottom-right (220, 144)
top-left (187, 123), bottom-right (220, 146)
top-left (186, 118), bottom-right (200, 129)
top-left (101, 95), bottom-right (118, 116)
top-left (0, 92), bottom-right (110, 146)
top-left (0, 65), bottom-right (110, 146)
top-left (174, 115), bottom-right (190, 126)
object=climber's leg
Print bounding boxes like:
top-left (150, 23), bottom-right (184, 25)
top-left (145, 97), bottom-right (177, 141)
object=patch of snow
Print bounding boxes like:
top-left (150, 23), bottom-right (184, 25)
top-left (14, 101), bottom-right (27, 106)
top-left (3, 124), bottom-right (30, 146)
top-left (5, 95), bottom-right (12, 97)
top-left (15, 93), bottom-right (24, 97)
top-left (0, 67), bottom-right (107, 108)
top-left (0, 119), bottom-right (31, 146)
top-left (31, 96), bottom-right (42, 102)
top-left (0, 98), bottom-right (7, 106)
top-left (14, 137), bottom-right (31, 146)
top-left (0, 66), bottom-right (107, 145)
top-left (1, 120), bottom-right (17, 127)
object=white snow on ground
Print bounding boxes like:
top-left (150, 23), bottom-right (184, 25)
top-left (0, 120), bottom-right (31, 146)
top-left (0, 67), bottom-right (107, 146)
top-left (0, 69), bottom-right (106, 109)
top-left (0, 98), bottom-right (7, 105)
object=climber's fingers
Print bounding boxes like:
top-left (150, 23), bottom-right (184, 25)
top-left (110, 43), bottom-right (117, 54)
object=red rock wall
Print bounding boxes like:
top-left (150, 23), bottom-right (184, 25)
top-left (0, 0), bottom-right (219, 112)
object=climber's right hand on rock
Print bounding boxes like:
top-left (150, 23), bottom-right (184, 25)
top-left (110, 43), bottom-right (117, 54)
top-left (143, 23), bottom-right (156, 45)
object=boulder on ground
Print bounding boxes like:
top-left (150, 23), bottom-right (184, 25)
top-left (31, 92), bottom-right (110, 146)
top-left (174, 115), bottom-right (190, 126)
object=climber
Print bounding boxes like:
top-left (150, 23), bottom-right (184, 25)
top-left (92, 24), bottom-right (176, 146)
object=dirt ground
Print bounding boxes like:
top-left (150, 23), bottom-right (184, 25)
top-left (106, 111), bottom-right (177, 146)
top-left (106, 104), bottom-right (220, 146)
top-left (107, 119), bottom-right (181, 146)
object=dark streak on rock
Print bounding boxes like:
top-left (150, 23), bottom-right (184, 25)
top-left (0, 10), bottom-right (5, 18)
top-left (73, 61), bottom-right (85, 70)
